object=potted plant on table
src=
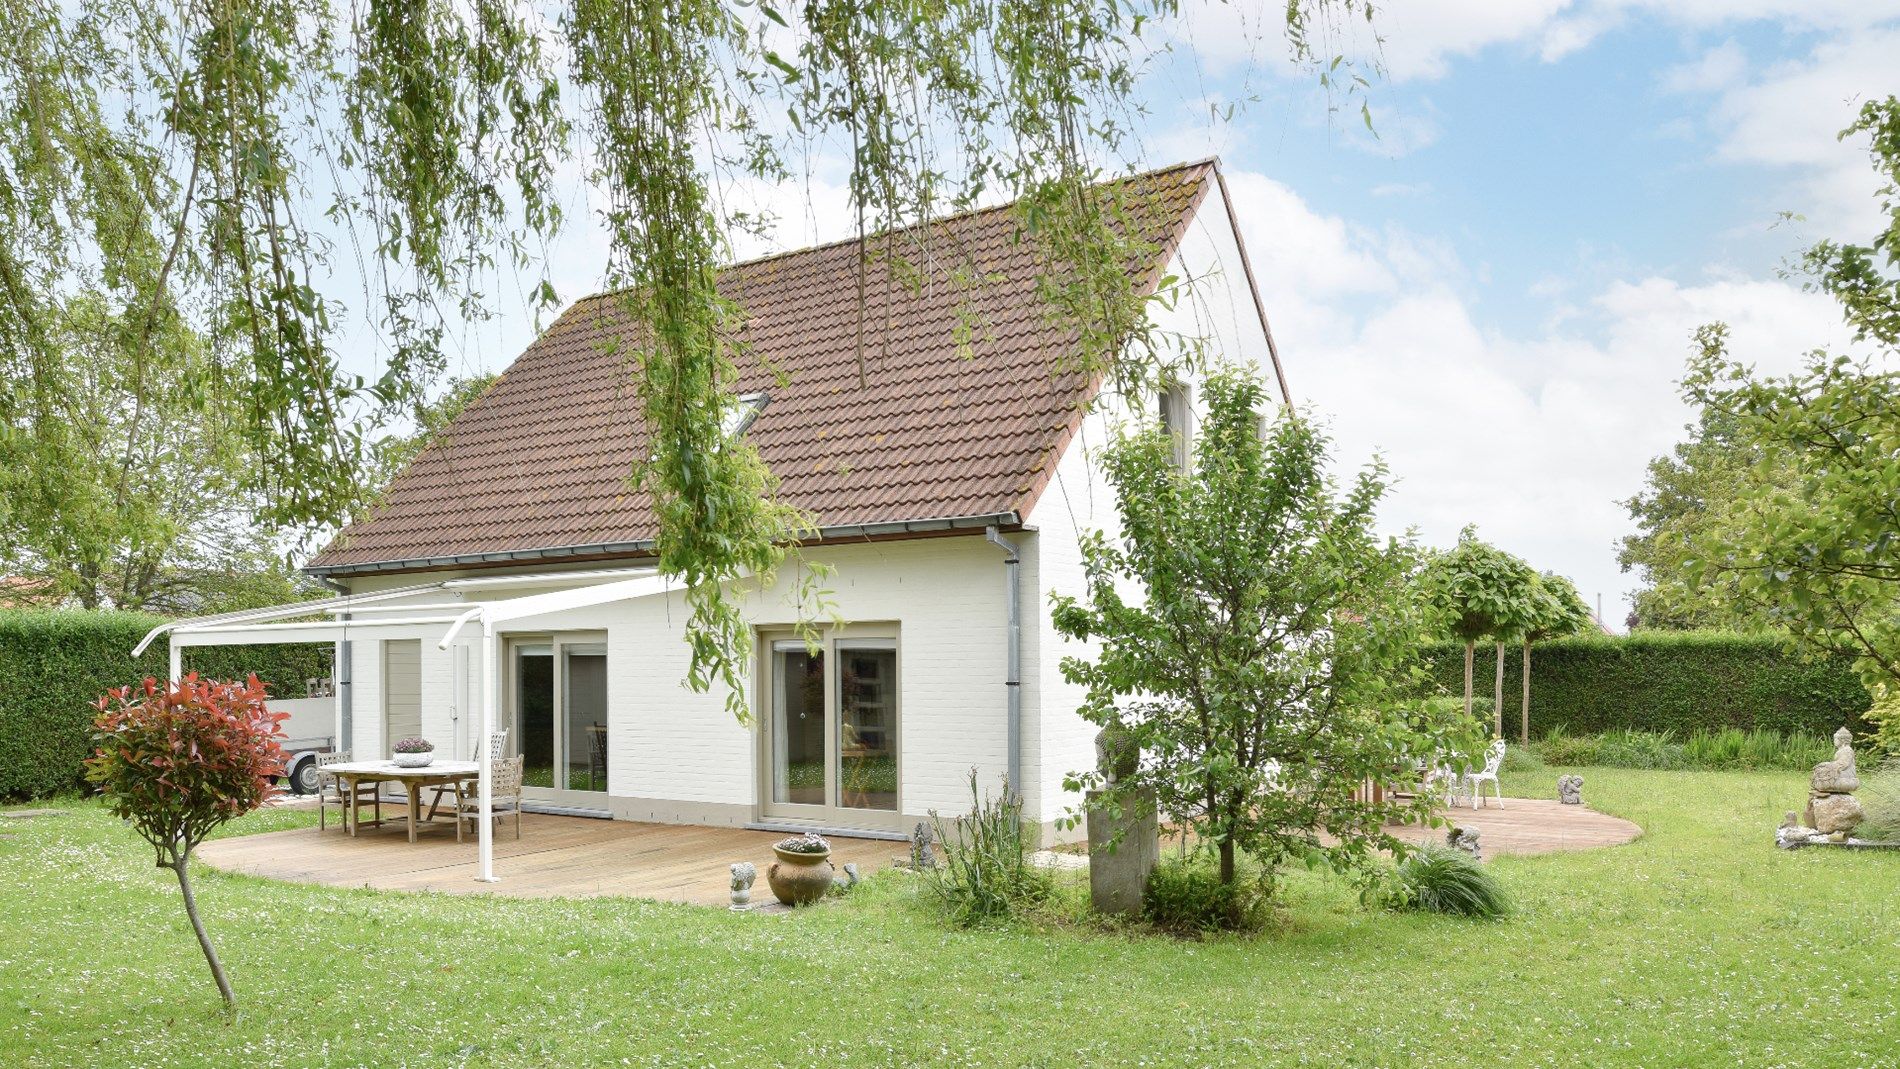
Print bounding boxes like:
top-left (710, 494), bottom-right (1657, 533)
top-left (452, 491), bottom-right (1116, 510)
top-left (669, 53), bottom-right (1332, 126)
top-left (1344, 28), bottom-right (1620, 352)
top-left (767, 832), bottom-right (835, 906)
top-left (391, 737), bottom-right (435, 768)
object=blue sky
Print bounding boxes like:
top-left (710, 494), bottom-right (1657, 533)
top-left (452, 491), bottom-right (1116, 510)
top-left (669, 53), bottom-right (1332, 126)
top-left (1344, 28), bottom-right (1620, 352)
top-left (1128, 0), bottom-right (1900, 626)
top-left (388, 1), bottom-right (1900, 627)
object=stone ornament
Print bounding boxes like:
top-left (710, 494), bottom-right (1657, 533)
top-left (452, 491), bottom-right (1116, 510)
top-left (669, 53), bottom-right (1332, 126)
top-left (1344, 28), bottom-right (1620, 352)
top-left (1802, 727), bottom-right (1864, 839)
top-left (729, 861), bottom-right (757, 911)
top-left (1447, 825), bottom-right (1482, 862)
top-left (832, 862), bottom-right (861, 892)
top-left (909, 821), bottom-right (937, 871)
top-left (1557, 775), bottom-right (1584, 805)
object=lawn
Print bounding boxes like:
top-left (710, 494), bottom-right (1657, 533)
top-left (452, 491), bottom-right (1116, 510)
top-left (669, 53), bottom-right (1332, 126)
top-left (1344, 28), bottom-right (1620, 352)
top-left (3, 766), bottom-right (1897, 1067)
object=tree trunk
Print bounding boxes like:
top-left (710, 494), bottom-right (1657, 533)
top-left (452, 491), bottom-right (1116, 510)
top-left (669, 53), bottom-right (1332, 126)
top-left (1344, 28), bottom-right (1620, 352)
top-left (171, 857), bottom-right (234, 1008)
top-left (1493, 640), bottom-right (1505, 738)
top-left (1217, 838), bottom-right (1236, 886)
top-left (1463, 640), bottom-right (1475, 720)
top-left (1521, 637), bottom-right (1532, 745)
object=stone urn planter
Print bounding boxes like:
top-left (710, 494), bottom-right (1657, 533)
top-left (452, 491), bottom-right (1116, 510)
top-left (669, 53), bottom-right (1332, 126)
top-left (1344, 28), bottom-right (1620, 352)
top-left (767, 833), bottom-right (835, 907)
top-left (391, 737), bottom-right (435, 768)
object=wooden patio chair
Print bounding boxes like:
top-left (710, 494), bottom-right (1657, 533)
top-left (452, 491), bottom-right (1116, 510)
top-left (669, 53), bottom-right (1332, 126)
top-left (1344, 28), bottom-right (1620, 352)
top-left (316, 751), bottom-right (377, 832)
top-left (454, 755), bottom-right (525, 843)
top-left (428, 729), bottom-right (508, 820)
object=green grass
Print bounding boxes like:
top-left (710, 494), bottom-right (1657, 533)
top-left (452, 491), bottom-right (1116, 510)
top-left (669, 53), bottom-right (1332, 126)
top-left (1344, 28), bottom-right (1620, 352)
top-left (3, 766), bottom-right (1898, 1067)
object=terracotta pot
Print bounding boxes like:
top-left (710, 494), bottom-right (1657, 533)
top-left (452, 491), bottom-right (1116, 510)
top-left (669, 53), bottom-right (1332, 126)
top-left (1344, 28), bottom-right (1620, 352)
top-left (766, 847), bottom-right (834, 907)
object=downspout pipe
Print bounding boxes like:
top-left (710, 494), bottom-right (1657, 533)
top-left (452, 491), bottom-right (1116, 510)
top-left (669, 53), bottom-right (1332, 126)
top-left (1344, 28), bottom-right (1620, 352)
top-left (984, 526), bottom-right (1022, 801)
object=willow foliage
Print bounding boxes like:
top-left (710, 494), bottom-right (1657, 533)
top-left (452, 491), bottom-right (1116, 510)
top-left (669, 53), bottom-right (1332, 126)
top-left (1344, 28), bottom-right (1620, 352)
top-left (0, 0), bottom-right (1372, 718)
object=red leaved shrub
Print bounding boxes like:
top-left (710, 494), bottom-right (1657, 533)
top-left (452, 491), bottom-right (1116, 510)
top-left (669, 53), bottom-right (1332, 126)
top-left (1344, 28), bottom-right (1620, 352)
top-left (86, 674), bottom-right (287, 1007)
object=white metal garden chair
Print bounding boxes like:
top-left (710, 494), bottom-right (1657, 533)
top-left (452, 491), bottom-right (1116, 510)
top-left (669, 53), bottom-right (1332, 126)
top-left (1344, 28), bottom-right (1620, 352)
top-left (1422, 757), bottom-right (1463, 808)
top-left (1466, 738), bottom-right (1507, 809)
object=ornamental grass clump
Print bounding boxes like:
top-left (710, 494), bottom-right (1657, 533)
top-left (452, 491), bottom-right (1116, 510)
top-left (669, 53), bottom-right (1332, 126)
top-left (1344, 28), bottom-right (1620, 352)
top-left (85, 675), bottom-right (287, 1008)
top-left (1387, 843), bottom-right (1510, 919)
top-left (928, 772), bottom-right (1050, 928)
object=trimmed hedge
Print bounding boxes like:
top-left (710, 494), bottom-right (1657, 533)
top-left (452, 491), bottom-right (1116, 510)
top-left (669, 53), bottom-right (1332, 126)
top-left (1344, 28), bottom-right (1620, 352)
top-left (0, 610), bottom-right (331, 799)
top-left (1424, 630), bottom-right (1870, 739)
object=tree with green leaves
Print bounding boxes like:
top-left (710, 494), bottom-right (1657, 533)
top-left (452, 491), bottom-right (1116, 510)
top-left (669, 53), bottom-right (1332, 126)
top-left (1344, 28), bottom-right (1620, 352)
top-left (1420, 527), bottom-right (1540, 736)
top-left (1618, 408), bottom-right (1783, 631)
top-left (1680, 97), bottom-right (1900, 749)
top-left (1052, 368), bottom-right (1448, 896)
top-left (1515, 571), bottom-right (1594, 743)
top-left (1, 0), bottom-right (1375, 720)
top-left (0, 296), bottom-right (308, 614)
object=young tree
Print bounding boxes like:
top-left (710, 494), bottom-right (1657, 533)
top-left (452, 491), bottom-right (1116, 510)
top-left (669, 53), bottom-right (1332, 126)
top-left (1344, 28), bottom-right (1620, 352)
top-left (1618, 408), bottom-right (1784, 631)
top-left (1420, 529), bottom-right (1539, 735)
top-left (1516, 572), bottom-right (1594, 743)
top-left (1680, 98), bottom-right (1900, 724)
top-left (86, 676), bottom-right (287, 1008)
top-left (1053, 369), bottom-right (1448, 895)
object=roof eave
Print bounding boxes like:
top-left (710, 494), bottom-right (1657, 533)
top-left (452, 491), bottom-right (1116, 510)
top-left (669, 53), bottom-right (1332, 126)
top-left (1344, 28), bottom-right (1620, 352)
top-left (303, 510), bottom-right (1025, 579)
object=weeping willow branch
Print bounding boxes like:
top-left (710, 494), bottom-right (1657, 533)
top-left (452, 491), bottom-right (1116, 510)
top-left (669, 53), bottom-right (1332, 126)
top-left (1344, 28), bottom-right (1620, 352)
top-left (1, 0), bottom-right (1377, 719)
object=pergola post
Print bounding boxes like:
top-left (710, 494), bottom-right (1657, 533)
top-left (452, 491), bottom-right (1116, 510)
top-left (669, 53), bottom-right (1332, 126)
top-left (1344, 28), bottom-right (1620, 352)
top-left (476, 620), bottom-right (499, 883)
top-left (168, 640), bottom-right (181, 684)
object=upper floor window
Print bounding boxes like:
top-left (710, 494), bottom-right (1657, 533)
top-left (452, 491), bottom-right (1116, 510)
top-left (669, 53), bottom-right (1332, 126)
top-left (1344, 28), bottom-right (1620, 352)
top-left (1158, 382), bottom-right (1192, 471)
top-left (722, 391), bottom-right (770, 440)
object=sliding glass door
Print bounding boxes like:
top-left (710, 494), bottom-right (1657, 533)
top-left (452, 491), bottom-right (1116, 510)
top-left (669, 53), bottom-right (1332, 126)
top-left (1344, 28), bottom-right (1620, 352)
top-left (761, 630), bottom-right (899, 828)
top-left (509, 635), bottom-right (609, 806)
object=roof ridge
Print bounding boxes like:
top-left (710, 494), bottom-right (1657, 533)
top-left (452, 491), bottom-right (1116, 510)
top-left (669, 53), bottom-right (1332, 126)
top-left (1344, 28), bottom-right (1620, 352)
top-left (570, 157), bottom-right (1221, 307)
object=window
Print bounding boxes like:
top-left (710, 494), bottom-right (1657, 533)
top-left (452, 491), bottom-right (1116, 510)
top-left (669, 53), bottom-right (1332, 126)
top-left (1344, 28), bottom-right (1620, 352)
top-left (762, 628), bottom-right (901, 826)
top-left (1158, 382), bottom-right (1192, 470)
top-left (722, 391), bottom-right (770, 439)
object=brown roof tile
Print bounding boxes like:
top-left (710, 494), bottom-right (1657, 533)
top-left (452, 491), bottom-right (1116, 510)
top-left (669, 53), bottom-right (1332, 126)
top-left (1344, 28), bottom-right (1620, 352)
top-left (309, 161), bottom-right (1216, 574)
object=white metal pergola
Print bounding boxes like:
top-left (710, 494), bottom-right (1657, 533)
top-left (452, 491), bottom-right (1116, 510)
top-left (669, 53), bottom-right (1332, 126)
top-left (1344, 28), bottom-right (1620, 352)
top-left (134, 566), bottom-right (681, 882)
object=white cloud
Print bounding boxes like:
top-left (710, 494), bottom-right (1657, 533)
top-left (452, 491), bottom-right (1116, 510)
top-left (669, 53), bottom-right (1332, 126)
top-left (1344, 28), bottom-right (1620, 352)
top-left (1207, 0), bottom-right (1900, 84)
top-left (1662, 39), bottom-right (1747, 93)
top-left (1694, 29), bottom-right (1898, 238)
top-left (1223, 168), bottom-right (1855, 624)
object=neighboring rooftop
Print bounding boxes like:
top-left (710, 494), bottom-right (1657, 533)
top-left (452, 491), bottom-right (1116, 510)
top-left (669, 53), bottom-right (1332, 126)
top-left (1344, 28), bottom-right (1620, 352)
top-left (309, 160), bottom-right (1222, 576)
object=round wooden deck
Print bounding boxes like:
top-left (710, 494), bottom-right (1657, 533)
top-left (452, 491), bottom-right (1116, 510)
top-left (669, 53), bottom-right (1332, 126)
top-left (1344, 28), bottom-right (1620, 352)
top-left (198, 812), bottom-right (901, 906)
top-left (199, 797), bottom-right (1638, 905)
top-left (1389, 797), bottom-right (1641, 856)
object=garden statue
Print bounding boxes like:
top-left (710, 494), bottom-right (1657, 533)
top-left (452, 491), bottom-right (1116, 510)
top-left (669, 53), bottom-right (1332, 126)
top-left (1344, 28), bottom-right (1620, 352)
top-left (909, 822), bottom-right (937, 871)
top-left (729, 862), bottom-right (756, 911)
top-left (1557, 775), bottom-right (1584, 805)
top-left (1095, 723), bottom-right (1139, 785)
top-left (1802, 727), bottom-right (1864, 839)
top-left (832, 862), bottom-right (861, 892)
top-left (1776, 812), bottom-right (1811, 850)
top-left (1447, 825), bottom-right (1482, 862)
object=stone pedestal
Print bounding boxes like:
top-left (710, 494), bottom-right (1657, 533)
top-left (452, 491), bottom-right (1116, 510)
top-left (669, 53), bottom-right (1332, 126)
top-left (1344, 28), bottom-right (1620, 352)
top-left (1086, 789), bottom-right (1158, 918)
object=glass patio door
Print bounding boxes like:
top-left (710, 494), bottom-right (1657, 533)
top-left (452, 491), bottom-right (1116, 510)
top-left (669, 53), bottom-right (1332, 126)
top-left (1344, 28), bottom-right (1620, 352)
top-left (761, 632), bottom-right (899, 827)
top-left (510, 635), bottom-right (609, 806)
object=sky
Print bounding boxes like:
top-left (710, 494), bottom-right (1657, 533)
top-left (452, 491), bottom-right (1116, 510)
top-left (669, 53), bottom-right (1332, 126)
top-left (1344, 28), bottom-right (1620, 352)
top-left (394, 0), bottom-right (1900, 628)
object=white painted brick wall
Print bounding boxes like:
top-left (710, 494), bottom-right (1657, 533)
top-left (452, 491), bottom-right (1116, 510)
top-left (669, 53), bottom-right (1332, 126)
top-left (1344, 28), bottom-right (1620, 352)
top-left (1026, 177), bottom-right (1278, 829)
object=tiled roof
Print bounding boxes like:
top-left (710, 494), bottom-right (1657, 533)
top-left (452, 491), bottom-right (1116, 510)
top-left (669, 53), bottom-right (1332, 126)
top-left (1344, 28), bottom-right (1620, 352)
top-left (308, 160), bottom-right (1217, 574)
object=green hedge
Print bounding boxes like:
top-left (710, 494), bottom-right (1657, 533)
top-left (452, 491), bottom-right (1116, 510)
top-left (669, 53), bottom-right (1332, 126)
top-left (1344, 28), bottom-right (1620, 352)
top-left (1423, 630), bottom-right (1870, 739)
top-left (0, 610), bottom-right (332, 799)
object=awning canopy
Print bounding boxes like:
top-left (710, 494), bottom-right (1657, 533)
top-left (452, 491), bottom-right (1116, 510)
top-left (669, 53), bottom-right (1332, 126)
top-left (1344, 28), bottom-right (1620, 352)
top-left (135, 564), bottom-right (696, 884)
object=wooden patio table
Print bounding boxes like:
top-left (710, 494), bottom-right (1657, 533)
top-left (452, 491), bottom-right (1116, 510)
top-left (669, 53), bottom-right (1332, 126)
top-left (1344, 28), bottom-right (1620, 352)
top-left (323, 760), bottom-right (481, 843)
